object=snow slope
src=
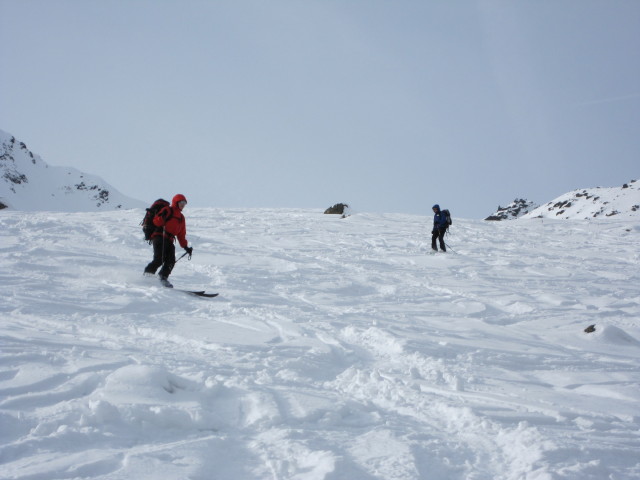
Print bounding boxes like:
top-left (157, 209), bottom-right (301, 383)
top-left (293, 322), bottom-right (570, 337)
top-left (0, 129), bottom-right (145, 211)
top-left (1, 208), bottom-right (639, 479)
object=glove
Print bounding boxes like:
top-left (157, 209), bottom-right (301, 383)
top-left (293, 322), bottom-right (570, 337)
top-left (184, 246), bottom-right (193, 259)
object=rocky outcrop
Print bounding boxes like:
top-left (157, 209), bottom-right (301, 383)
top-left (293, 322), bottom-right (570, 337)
top-left (485, 199), bottom-right (538, 221)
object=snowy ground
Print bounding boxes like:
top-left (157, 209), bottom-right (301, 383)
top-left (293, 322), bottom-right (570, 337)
top-left (1, 208), bottom-right (639, 480)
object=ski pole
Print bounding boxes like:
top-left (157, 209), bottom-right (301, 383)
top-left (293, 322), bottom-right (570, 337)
top-left (444, 241), bottom-right (455, 253)
top-left (175, 251), bottom-right (189, 263)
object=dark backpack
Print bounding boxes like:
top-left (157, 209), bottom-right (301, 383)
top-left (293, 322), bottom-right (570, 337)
top-left (141, 198), bottom-right (170, 242)
top-left (442, 209), bottom-right (452, 228)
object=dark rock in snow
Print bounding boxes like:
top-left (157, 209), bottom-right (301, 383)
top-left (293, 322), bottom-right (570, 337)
top-left (324, 203), bottom-right (349, 215)
top-left (485, 199), bottom-right (539, 221)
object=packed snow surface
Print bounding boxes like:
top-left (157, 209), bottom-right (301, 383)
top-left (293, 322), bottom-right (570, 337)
top-left (1, 208), bottom-right (639, 480)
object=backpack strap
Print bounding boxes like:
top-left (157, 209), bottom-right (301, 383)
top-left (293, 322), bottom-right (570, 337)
top-left (154, 206), bottom-right (174, 237)
top-left (157, 205), bottom-right (173, 221)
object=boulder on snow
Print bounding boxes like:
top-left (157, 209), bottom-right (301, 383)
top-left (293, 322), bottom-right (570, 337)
top-left (324, 203), bottom-right (349, 215)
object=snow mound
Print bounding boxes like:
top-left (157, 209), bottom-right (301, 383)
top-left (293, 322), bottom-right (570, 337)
top-left (594, 325), bottom-right (640, 346)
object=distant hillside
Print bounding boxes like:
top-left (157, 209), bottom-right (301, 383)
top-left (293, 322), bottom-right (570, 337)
top-left (522, 180), bottom-right (639, 220)
top-left (485, 199), bottom-right (539, 221)
top-left (0, 129), bottom-right (145, 211)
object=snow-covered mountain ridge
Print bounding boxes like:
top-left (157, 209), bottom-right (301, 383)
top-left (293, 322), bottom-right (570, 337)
top-left (522, 179), bottom-right (639, 220)
top-left (486, 180), bottom-right (640, 221)
top-left (0, 129), bottom-right (144, 211)
top-left (3, 128), bottom-right (639, 221)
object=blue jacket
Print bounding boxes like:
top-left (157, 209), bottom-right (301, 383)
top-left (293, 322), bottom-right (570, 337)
top-left (433, 206), bottom-right (448, 231)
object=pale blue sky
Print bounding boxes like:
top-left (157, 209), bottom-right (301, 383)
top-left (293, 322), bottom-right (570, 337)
top-left (1, 0), bottom-right (638, 218)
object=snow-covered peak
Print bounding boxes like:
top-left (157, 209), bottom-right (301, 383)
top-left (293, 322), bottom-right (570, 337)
top-left (522, 179), bottom-right (640, 220)
top-left (484, 199), bottom-right (539, 221)
top-left (0, 129), bottom-right (145, 211)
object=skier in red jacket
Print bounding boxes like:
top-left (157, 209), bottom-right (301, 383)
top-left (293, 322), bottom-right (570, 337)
top-left (144, 194), bottom-right (193, 288)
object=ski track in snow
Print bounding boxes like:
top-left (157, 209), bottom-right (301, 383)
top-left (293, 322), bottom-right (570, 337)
top-left (1, 208), bottom-right (639, 479)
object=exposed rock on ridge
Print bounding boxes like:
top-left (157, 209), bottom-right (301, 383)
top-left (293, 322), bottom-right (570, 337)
top-left (485, 199), bottom-right (539, 221)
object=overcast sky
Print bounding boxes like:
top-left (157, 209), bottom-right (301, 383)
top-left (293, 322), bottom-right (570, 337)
top-left (1, 0), bottom-right (638, 218)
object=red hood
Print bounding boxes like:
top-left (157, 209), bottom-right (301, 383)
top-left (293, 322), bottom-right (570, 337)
top-left (172, 194), bottom-right (187, 207)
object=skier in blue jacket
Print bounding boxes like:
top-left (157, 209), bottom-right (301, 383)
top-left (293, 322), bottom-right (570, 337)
top-left (431, 204), bottom-right (448, 252)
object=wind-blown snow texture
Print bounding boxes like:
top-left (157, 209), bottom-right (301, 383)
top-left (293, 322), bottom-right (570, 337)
top-left (1, 208), bottom-right (639, 479)
top-left (0, 129), bottom-right (144, 211)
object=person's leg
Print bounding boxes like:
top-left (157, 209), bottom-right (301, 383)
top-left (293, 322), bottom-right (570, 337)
top-left (158, 242), bottom-right (176, 280)
top-left (438, 230), bottom-right (446, 252)
top-left (144, 237), bottom-right (164, 274)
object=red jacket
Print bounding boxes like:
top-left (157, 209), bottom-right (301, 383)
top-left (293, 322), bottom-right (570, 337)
top-left (153, 194), bottom-right (188, 248)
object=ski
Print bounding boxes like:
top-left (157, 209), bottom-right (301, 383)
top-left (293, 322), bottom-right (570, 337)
top-left (151, 278), bottom-right (219, 297)
top-left (179, 289), bottom-right (219, 298)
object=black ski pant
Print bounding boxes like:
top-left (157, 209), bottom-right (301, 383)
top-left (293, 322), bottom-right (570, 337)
top-left (144, 236), bottom-right (176, 279)
top-left (431, 227), bottom-right (446, 252)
